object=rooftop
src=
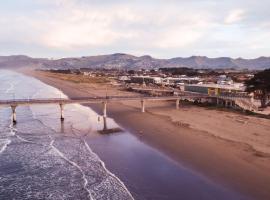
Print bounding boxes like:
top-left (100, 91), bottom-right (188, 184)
top-left (186, 83), bottom-right (246, 91)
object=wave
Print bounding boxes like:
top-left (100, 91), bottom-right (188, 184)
top-left (0, 139), bottom-right (11, 154)
top-left (5, 83), bottom-right (14, 94)
top-left (49, 137), bottom-right (94, 200)
top-left (15, 135), bottom-right (39, 145)
top-left (83, 139), bottom-right (134, 200)
top-left (8, 123), bottom-right (16, 136)
top-left (0, 120), bottom-right (16, 154)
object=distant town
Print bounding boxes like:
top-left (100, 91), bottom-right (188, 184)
top-left (40, 67), bottom-right (257, 98)
top-left (34, 67), bottom-right (270, 115)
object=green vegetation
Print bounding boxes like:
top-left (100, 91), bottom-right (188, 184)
top-left (245, 69), bottom-right (270, 108)
top-left (159, 67), bottom-right (199, 76)
top-left (43, 72), bottom-right (110, 84)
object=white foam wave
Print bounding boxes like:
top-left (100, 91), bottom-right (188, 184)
top-left (5, 83), bottom-right (14, 94)
top-left (83, 140), bottom-right (134, 200)
top-left (0, 121), bottom-right (17, 154)
top-left (49, 137), bottom-right (94, 200)
top-left (0, 139), bottom-right (11, 154)
top-left (8, 123), bottom-right (16, 137)
top-left (8, 120), bottom-right (39, 146)
top-left (15, 135), bottom-right (38, 145)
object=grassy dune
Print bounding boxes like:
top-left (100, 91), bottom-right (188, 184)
top-left (41, 71), bottom-right (110, 84)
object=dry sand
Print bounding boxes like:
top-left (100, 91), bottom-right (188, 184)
top-left (24, 70), bottom-right (270, 200)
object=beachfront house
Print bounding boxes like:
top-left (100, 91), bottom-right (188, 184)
top-left (130, 76), bottom-right (163, 85)
top-left (184, 83), bottom-right (246, 96)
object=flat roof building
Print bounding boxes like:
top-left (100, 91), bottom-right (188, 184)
top-left (184, 83), bottom-right (246, 96)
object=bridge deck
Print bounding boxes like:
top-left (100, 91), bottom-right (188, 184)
top-left (0, 95), bottom-right (186, 106)
top-left (0, 93), bottom-right (250, 107)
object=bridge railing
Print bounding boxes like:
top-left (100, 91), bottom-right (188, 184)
top-left (0, 95), bottom-right (163, 105)
top-left (0, 98), bottom-right (64, 101)
top-left (0, 92), bottom-right (253, 106)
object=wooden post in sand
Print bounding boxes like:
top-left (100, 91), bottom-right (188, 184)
top-left (103, 102), bottom-right (107, 117)
top-left (141, 99), bottom-right (145, 113)
top-left (11, 105), bottom-right (17, 124)
top-left (60, 103), bottom-right (64, 121)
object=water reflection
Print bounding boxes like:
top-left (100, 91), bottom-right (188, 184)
top-left (103, 116), bottom-right (108, 131)
top-left (60, 120), bottom-right (65, 133)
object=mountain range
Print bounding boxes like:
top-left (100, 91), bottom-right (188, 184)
top-left (0, 54), bottom-right (270, 70)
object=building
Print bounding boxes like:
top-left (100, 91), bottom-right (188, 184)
top-left (184, 83), bottom-right (246, 96)
top-left (163, 76), bottom-right (201, 86)
top-left (217, 75), bottom-right (233, 85)
top-left (130, 76), bottom-right (163, 85)
top-left (118, 76), bottom-right (130, 81)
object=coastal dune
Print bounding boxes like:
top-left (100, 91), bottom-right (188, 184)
top-left (24, 70), bottom-right (270, 200)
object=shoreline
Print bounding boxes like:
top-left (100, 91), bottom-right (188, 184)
top-left (22, 70), bottom-right (270, 200)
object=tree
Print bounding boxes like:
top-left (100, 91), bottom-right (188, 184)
top-left (128, 70), bottom-right (135, 75)
top-left (245, 69), bottom-right (270, 108)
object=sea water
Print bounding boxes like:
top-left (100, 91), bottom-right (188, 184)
top-left (0, 70), bottom-right (133, 199)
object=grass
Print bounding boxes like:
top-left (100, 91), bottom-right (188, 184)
top-left (41, 72), bottom-right (110, 84)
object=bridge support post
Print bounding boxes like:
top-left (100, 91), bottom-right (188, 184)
top-left (11, 105), bottom-right (17, 124)
top-left (229, 100), bottom-right (233, 107)
top-left (233, 101), bottom-right (237, 108)
top-left (141, 100), bottom-right (145, 113)
top-left (176, 99), bottom-right (180, 110)
top-left (60, 103), bottom-right (64, 121)
top-left (103, 102), bottom-right (107, 117)
top-left (216, 98), bottom-right (220, 106)
top-left (225, 100), bottom-right (228, 108)
top-left (251, 93), bottom-right (254, 104)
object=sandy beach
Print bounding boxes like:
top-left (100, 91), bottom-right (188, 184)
top-left (23, 70), bottom-right (270, 200)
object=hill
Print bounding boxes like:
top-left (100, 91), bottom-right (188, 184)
top-left (1, 54), bottom-right (270, 70)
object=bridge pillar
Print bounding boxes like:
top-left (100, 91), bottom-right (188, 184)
top-left (250, 93), bottom-right (254, 104)
top-left (11, 105), bottom-right (17, 124)
top-left (226, 100), bottom-right (231, 108)
top-left (176, 99), bottom-right (180, 109)
top-left (103, 102), bottom-right (107, 117)
top-left (141, 100), bottom-right (145, 113)
top-left (59, 103), bottom-right (64, 121)
top-left (233, 101), bottom-right (237, 108)
top-left (216, 98), bottom-right (220, 106)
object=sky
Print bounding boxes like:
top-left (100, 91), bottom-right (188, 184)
top-left (0, 0), bottom-right (270, 59)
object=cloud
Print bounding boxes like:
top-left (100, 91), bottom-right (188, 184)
top-left (156, 18), bottom-right (211, 48)
top-left (23, 2), bottom-right (213, 51)
top-left (37, 6), bottom-right (141, 49)
top-left (224, 9), bottom-right (246, 24)
top-left (0, 0), bottom-right (270, 58)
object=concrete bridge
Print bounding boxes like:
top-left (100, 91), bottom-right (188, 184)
top-left (0, 95), bottom-right (186, 123)
top-left (0, 94), bottom-right (256, 124)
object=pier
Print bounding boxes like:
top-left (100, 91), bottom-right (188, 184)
top-left (0, 94), bottom-right (256, 123)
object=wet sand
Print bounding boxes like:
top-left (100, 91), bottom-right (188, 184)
top-left (23, 70), bottom-right (270, 200)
